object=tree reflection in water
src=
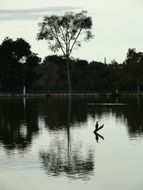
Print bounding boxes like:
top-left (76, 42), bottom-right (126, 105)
top-left (0, 97), bottom-right (143, 177)
top-left (40, 143), bottom-right (94, 180)
top-left (0, 98), bottom-right (39, 151)
top-left (40, 98), bottom-right (94, 180)
top-left (86, 97), bottom-right (143, 138)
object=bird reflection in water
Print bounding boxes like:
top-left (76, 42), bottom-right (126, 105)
top-left (94, 122), bottom-right (104, 143)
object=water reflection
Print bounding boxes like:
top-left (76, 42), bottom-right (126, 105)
top-left (122, 102), bottom-right (143, 138)
top-left (88, 97), bottom-right (143, 138)
top-left (94, 132), bottom-right (104, 143)
top-left (40, 145), bottom-right (94, 180)
top-left (39, 98), bottom-right (89, 129)
top-left (0, 97), bottom-right (143, 146)
top-left (0, 97), bottom-right (143, 181)
top-left (0, 98), bottom-right (39, 150)
top-left (40, 98), bottom-right (94, 180)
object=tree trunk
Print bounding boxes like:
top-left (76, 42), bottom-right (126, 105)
top-left (67, 97), bottom-right (72, 157)
top-left (66, 56), bottom-right (72, 94)
top-left (115, 86), bottom-right (118, 95)
top-left (23, 63), bottom-right (26, 96)
top-left (137, 84), bottom-right (140, 96)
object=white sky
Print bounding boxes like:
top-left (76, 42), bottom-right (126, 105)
top-left (0, 0), bottom-right (143, 63)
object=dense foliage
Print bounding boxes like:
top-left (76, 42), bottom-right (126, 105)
top-left (0, 37), bottom-right (41, 92)
top-left (36, 48), bottom-right (143, 93)
top-left (0, 37), bottom-right (143, 93)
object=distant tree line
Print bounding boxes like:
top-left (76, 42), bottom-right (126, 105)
top-left (0, 37), bottom-right (143, 93)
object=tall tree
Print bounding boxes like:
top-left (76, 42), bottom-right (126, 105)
top-left (37, 10), bottom-right (93, 93)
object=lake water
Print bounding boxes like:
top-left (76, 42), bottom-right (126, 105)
top-left (0, 97), bottom-right (143, 190)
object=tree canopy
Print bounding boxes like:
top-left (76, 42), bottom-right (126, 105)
top-left (0, 37), bottom-right (41, 92)
top-left (37, 10), bottom-right (93, 57)
top-left (37, 10), bottom-right (93, 93)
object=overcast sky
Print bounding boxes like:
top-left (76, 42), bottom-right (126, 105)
top-left (0, 0), bottom-right (143, 63)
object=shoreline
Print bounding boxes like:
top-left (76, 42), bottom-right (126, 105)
top-left (0, 92), bottom-right (142, 98)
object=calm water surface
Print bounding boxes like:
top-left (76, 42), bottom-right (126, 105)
top-left (0, 97), bottom-right (143, 190)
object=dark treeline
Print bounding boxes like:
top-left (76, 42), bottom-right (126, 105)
top-left (0, 37), bottom-right (143, 93)
top-left (0, 37), bottom-right (41, 92)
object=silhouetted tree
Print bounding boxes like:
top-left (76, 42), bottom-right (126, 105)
top-left (36, 55), bottom-right (67, 91)
top-left (37, 10), bottom-right (93, 93)
top-left (25, 53), bottom-right (41, 91)
top-left (0, 37), bottom-right (41, 92)
top-left (124, 48), bottom-right (143, 95)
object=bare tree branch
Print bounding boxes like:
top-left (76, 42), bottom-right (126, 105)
top-left (69, 28), bottom-right (82, 56)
